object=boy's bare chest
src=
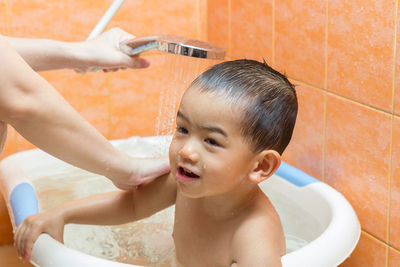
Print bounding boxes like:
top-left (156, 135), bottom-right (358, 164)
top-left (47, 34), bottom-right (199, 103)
top-left (172, 202), bottom-right (237, 267)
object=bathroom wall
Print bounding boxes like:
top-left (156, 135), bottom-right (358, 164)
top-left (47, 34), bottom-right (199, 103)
top-left (0, 0), bottom-right (399, 266)
top-left (207, 0), bottom-right (400, 266)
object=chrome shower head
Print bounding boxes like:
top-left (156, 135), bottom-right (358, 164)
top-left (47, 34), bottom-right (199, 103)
top-left (120, 35), bottom-right (225, 60)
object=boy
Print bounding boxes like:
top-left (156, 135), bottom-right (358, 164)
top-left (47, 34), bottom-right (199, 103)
top-left (15, 59), bottom-right (298, 266)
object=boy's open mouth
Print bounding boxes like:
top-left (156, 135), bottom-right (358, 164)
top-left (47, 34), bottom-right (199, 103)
top-left (178, 167), bottom-right (200, 179)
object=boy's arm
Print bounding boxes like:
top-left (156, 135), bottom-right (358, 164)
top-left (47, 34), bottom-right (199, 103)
top-left (65, 172), bottom-right (177, 225)
top-left (230, 219), bottom-right (283, 267)
top-left (15, 173), bottom-right (177, 262)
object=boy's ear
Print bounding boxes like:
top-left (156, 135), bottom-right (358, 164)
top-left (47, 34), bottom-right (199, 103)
top-left (248, 150), bottom-right (281, 184)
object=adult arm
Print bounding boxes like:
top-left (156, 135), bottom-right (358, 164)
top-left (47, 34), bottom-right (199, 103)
top-left (14, 173), bottom-right (177, 262)
top-left (0, 35), bottom-right (168, 188)
top-left (5, 27), bottom-right (148, 72)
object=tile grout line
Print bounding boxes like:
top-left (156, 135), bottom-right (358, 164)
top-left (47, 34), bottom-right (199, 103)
top-left (392, 0), bottom-right (399, 116)
top-left (322, 92), bottom-right (327, 183)
top-left (388, 114), bottom-right (394, 267)
top-left (196, 0), bottom-right (201, 40)
top-left (272, 0), bottom-right (275, 66)
top-left (361, 228), bottom-right (399, 263)
top-left (362, 228), bottom-right (390, 246)
top-left (324, 0), bottom-right (328, 90)
top-left (387, 1), bottom-right (399, 265)
top-left (5, 0), bottom-right (10, 36)
top-left (386, 244), bottom-right (390, 267)
top-left (198, 0), bottom-right (208, 79)
top-left (289, 77), bottom-right (400, 117)
top-left (389, 242), bottom-right (400, 254)
top-left (204, 0), bottom-right (208, 41)
top-left (322, 0), bottom-right (329, 183)
top-left (228, 0), bottom-right (232, 58)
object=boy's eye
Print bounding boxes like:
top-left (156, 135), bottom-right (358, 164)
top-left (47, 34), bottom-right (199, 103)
top-left (176, 126), bottom-right (188, 134)
top-left (205, 138), bottom-right (220, 147)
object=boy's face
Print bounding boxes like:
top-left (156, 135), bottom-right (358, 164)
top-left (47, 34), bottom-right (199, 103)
top-left (169, 86), bottom-right (257, 198)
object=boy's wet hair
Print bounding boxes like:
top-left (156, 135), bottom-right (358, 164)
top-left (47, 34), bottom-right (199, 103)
top-left (190, 59), bottom-right (298, 154)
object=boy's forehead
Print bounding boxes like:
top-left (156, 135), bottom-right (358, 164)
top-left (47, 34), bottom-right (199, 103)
top-left (182, 86), bottom-right (230, 109)
top-left (183, 86), bottom-right (248, 112)
top-left (180, 86), bottom-right (246, 128)
top-left (184, 85), bottom-right (232, 104)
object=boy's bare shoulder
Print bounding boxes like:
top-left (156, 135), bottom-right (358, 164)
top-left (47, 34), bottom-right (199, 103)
top-left (230, 195), bottom-right (284, 267)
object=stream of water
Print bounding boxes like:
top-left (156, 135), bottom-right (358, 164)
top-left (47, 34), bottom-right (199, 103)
top-left (153, 54), bottom-right (218, 155)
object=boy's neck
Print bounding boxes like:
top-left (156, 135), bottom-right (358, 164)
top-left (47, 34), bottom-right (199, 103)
top-left (192, 183), bottom-right (260, 220)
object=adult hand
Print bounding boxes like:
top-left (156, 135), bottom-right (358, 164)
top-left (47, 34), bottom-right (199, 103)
top-left (76, 27), bottom-right (150, 73)
top-left (110, 156), bottom-right (170, 190)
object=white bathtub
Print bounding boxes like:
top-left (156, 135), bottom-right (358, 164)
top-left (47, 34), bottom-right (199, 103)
top-left (0, 136), bottom-right (360, 267)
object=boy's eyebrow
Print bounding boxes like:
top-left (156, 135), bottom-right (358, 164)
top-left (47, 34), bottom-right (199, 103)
top-left (177, 110), bottom-right (188, 121)
top-left (201, 125), bottom-right (228, 137)
top-left (177, 110), bottom-right (228, 137)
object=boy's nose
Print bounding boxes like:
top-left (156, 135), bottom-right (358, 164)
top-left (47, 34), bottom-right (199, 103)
top-left (178, 142), bottom-right (199, 163)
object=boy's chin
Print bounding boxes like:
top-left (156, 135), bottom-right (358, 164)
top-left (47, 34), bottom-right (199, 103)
top-left (176, 182), bottom-right (204, 199)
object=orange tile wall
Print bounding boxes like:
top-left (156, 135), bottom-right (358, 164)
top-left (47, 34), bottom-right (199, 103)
top-left (1, 0), bottom-right (400, 266)
top-left (208, 0), bottom-right (400, 266)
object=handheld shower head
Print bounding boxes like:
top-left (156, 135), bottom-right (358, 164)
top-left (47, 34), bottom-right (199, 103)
top-left (120, 35), bottom-right (225, 60)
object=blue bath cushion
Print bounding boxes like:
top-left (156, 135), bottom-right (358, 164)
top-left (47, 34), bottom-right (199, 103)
top-left (10, 182), bottom-right (39, 226)
top-left (276, 161), bottom-right (319, 187)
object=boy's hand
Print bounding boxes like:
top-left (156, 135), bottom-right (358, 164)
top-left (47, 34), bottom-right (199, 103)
top-left (14, 210), bottom-right (65, 262)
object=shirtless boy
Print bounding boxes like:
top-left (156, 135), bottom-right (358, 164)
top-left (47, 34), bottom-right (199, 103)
top-left (15, 59), bottom-right (298, 266)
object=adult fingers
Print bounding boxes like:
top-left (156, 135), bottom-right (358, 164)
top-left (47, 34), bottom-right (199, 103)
top-left (114, 27), bottom-right (135, 42)
top-left (121, 54), bottom-right (150, 69)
